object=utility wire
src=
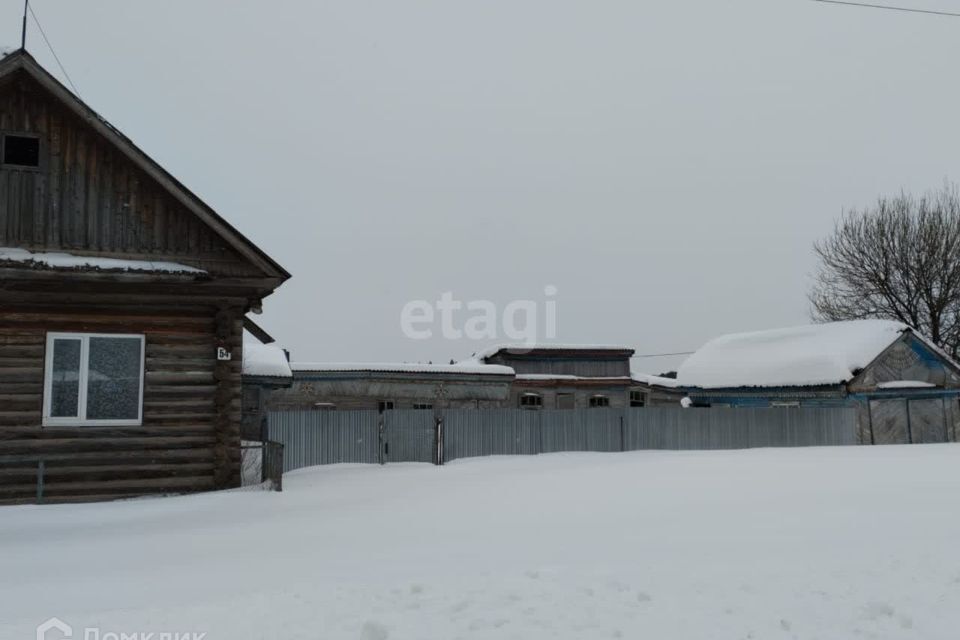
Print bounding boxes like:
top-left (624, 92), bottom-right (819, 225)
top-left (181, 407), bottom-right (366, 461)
top-left (27, 2), bottom-right (81, 96)
top-left (810, 0), bottom-right (960, 17)
top-left (630, 351), bottom-right (695, 359)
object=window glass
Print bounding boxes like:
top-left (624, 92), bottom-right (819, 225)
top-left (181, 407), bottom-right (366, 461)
top-left (85, 337), bottom-right (142, 420)
top-left (3, 135), bottom-right (40, 167)
top-left (50, 338), bottom-right (81, 417)
top-left (520, 393), bottom-right (543, 409)
top-left (589, 395), bottom-right (610, 408)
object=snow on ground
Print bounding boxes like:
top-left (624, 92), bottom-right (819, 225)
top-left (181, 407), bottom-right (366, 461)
top-left (2, 445), bottom-right (960, 639)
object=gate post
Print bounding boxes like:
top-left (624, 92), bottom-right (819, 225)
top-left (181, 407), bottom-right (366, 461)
top-left (436, 415), bottom-right (444, 466)
top-left (620, 409), bottom-right (627, 453)
top-left (378, 416), bottom-right (386, 465)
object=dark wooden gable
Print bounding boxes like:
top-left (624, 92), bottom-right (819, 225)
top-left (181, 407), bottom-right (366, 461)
top-left (0, 50), bottom-right (289, 283)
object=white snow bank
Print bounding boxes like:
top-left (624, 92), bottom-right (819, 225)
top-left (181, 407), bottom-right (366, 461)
top-left (2, 445), bottom-right (960, 639)
top-left (293, 361), bottom-right (514, 375)
top-left (678, 320), bottom-right (912, 389)
top-left (242, 331), bottom-right (291, 378)
top-left (0, 246), bottom-right (205, 274)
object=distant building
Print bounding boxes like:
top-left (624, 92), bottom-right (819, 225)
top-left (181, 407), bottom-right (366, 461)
top-left (251, 343), bottom-right (684, 417)
top-left (676, 320), bottom-right (960, 444)
top-left (266, 361), bottom-right (514, 412)
top-left (475, 344), bottom-right (681, 409)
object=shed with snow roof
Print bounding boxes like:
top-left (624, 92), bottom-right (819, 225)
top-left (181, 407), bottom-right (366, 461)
top-left (676, 320), bottom-right (960, 444)
top-left (0, 49), bottom-right (289, 503)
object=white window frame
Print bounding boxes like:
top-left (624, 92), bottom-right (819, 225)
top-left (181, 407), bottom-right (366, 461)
top-left (42, 332), bottom-right (145, 427)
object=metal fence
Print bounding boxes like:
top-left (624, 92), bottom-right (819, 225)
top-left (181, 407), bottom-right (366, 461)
top-left (267, 407), bottom-right (858, 472)
top-left (267, 410), bottom-right (380, 471)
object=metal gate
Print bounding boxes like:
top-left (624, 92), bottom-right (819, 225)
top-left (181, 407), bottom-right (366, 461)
top-left (383, 411), bottom-right (437, 463)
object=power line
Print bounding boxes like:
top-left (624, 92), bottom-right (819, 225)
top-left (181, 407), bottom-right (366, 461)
top-left (630, 351), bottom-right (695, 359)
top-left (26, 2), bottom-right (81, 97)
top-left (810, 0), bottom-right (960, 18)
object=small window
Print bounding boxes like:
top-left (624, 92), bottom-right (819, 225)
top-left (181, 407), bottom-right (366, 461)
top-left (413, 402), bottom-right (433, 410)
top-left (630, 390), bottom-right (646, 408)
top-left (313, 402), bottom-right (337, 411)
top-left (43, 333), bottom-right (144, 426)
top-left (519, 393), bottom-right (543, 409)
top-left (378, 400), bottom-right (395, 413)
top-left (589, 395), bottom-right (610, 408)
top-left (771, 401), bottom-right (800, 408)
top-left (3, 134), bottom-right (40, 168)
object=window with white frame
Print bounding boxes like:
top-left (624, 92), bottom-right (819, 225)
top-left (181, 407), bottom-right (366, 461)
top-left (43, 333), bottom-right (145, 426)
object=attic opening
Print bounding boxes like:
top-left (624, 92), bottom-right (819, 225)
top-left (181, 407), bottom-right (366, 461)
top-left (2, 133), bottom-right (40, 168)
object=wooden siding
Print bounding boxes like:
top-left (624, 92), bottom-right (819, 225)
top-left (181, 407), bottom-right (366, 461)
top-left (0, 299), bottom-right (243, 505)
top-left (0, 70), bottom-right (261, 277)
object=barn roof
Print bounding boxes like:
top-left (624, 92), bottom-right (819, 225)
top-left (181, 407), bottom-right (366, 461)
top-left (677, 320), bottom-right (937, 389)
top-left (473, 343), bottom-right (634, 360)
top-left (0, 48), bottom-right (290, 283)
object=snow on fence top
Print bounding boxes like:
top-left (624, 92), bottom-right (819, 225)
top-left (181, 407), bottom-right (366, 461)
top-left (471, 343), bottom-right (633, 360)
top-left (0, 247), bottom-right (206, 274)
top-left (292, 361), bottom-right (514, 376)
top-left (677, 320), bottom-right (914, 389)
top-left (242, 332), bottom-right (292, 378)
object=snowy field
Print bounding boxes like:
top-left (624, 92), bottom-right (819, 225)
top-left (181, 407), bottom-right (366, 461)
top-left (2, 446), bottom-right (960, 640)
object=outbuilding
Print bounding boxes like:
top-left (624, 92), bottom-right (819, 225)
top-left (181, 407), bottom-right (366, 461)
top-left (677, 320), bottom-right (960, 444)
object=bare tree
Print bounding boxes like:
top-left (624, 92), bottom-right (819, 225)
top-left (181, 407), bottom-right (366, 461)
top-left (810, 182), bottom-right (960, 358)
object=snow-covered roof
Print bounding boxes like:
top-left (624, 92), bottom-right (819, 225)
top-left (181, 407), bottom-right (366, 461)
top-left (677, 320), bottom-right (917, 389)
top-left (292, 362), bottom-right (514, 376)
top-left (631, 373), bottom-right (681, 389)
top-left (243, 332), bottom-right (292, 378)
top-left (472, 343), bottom-right (633, 360)
top-left (515, 374), bottom-right (632, 382)
top-left (0, 247), bottom-right (205, 274)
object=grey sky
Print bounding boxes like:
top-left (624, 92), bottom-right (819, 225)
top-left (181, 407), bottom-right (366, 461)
top-left (6, 0), bottom-right (960, 372)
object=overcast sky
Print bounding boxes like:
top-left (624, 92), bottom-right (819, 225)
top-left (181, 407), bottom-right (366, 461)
top-left (5, 0), bottom-right (960, 371)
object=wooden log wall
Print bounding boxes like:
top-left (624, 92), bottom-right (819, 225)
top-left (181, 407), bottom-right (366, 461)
top-left (0, 299), bottom-right (243, 505)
